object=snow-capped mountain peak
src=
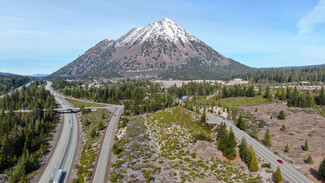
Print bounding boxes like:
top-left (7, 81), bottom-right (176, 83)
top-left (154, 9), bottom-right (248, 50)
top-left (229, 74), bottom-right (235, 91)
top-left (117, 18), bottom-right (198, 46)
top-left (53, 17), bottom-right (248, 79)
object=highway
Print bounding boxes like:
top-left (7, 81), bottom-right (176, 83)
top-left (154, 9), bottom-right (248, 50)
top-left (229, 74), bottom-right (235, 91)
top-left (206, 113), bottom-right (313, 183)
top-left (91, 105), bottom-right (124, 183)
top-left (38, 82), bottom-right (79, 183)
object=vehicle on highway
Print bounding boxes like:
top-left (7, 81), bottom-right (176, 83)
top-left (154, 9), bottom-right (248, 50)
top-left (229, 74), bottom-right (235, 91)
top-left (53, 169), bottom-right (66, 183)
top-left (277, 159), bottom-right (284, 164)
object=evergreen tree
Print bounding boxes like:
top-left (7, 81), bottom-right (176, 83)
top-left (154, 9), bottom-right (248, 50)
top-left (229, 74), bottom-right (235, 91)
top-left (263, 128), bottom-right (272, 147)
top-left (306, 155), bottom-right (313, 164)
top-left (217, 123), bottom-right (228, 151)
top-left (239, 138), bottom-right (248, 162)
top-left (263, 86), bottom-right (273, 101)
top-left (224, 127), bottom-right (237, 160)
top-left (249, 150), bottom-right (259, 172)
top-left (280, 88), bottom-right (286, 101)
top-left (258, 84), bottom-right (262, 95)
top-left (274, 167), bottom-right (283, 183)
top-left (304, 139), bottom-right (309, 151)
top-left (236, 115), bottom-right (247, 131)
top-left (247, 85), bottom-right (256, 97)
top-left (201, 110), bottom-right (207, 123)
top-left (319, 157), bottom-right (325, 180)
top-left (316, 87), bottom-right (325, 106)
top-left (259, 119), bottom-right (265, 128)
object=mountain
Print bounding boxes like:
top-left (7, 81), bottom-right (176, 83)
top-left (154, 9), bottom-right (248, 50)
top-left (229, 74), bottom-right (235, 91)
top-left (52, 18), bottom-right (254, 79)
top-left (0, 72), bottom-right (16, 76)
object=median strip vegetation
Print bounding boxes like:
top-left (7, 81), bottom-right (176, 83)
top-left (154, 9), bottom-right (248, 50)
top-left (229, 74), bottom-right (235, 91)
top-left (66, 98), bottom-right (107, 108)
top-left (73, 109), bottom-right (111, 183)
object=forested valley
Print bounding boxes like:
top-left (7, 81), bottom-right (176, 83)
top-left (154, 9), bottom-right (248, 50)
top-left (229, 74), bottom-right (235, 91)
top-left (0, 75), bottom-right (34, 95)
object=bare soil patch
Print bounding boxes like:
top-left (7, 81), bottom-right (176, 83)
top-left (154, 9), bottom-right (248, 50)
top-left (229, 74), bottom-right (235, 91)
top-left (240, 103), bottom-right (325, 183)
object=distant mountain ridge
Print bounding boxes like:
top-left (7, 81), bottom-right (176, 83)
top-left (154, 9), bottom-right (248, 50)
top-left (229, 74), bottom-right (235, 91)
top-left (29, 74), bottom-right (50, 78)
top-left (0, 72), bottom-right (16, 76)
top-left (260, 63), bottom-right (325, 70)
top-left (52, 18), bottom-right (254, 79)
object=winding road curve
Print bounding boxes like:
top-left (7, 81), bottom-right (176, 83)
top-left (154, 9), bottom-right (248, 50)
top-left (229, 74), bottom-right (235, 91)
top-left (38, 82), bottom-right (79, 183)
top-left (207, 113), bottom-right (313, 183)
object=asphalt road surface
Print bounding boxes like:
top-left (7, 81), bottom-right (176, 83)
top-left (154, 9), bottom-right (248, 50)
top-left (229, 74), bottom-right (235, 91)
top-left (207, 113), bottom-right (313, 183)
top-left (38, 82), bottom-right (79, 183)
top-left (92, 105), bottom-right (124, 183)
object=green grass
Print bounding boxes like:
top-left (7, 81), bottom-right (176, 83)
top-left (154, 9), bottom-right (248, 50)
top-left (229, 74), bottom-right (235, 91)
top-left (66, 98), bottom-right (107, 108)
top-left (218, 95), bottom-right (272, 108)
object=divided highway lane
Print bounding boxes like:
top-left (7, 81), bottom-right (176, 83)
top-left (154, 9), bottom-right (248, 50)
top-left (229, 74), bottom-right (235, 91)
top-left (207, 113), bottom-right (313, 183)
top-left (38, 82), bottom-right (79, 183)
top-left (92, 105), bottom-right (124, 183)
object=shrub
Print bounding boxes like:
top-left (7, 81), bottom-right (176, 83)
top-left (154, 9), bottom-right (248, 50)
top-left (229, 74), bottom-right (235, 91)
top-left (304, 139), bottom-right (309, 151)
top-left (194, 133), bottom-right (211, 142)
top-left (97, 120), bottom-right (105, 131)
top-left (285, 144), bottom-right (289, 152)
top-left (83, 119), bottom-right (90, 126)
top-left (306, 155), bottom-right (313, 164)
top-left (109, 173), bottom-right (123, 182)
top-left (278, 110), bottom-right (286, 120)
top-left (190, 152), bottom-right (197, 159)
top-left (280, 124), bottom-right (286, 131)
top-left (261, 163), bottom-right (271, 168)
top-left (90, 128), bottom-right (96, 138)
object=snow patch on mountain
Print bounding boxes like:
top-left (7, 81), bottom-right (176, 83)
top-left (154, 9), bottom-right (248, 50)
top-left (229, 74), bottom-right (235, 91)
top-left (116, 17), bottom-right (198, 47)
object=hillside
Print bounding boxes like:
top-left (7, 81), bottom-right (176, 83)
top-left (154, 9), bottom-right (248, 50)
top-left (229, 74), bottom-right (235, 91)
top-left (52, 18), bottom-right (253, 79)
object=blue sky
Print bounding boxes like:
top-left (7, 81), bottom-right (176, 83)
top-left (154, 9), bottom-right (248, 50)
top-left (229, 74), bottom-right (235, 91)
top-left (0, 0), bottom-right (324, 75)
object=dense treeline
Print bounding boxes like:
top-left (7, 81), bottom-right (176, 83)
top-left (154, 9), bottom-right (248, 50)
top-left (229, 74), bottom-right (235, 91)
top-left (0, 81), bottom-right (56, 110)
top-left (62, 80), bottom-right (158, 104)
top-left (273, 87), bottom-right (319, 108)
top-left (160, 58), bottom-right (254, 80)
top-left (0, 82), bottom-right (57, 182)
top-left (237, 66), bottom-right (325, 83)
top-left (167, 81), bottom-right (219, 98)
top-left (50, 78), bottom-right (83, 90)
top-left (0, 75), bottom-right (33, 95)
top-left (62, 80), bottom-right (175, 115)
top-left (221, 85), bottom-right (256, 98)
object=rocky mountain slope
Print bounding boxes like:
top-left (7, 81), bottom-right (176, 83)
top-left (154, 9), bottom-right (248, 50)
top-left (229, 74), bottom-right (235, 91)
top-left (52, 18), bottom-right (253, 79)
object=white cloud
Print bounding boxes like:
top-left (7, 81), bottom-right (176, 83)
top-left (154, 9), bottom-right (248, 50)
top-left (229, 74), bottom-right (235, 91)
top-left (297, 0), bottom-right (325, 35)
